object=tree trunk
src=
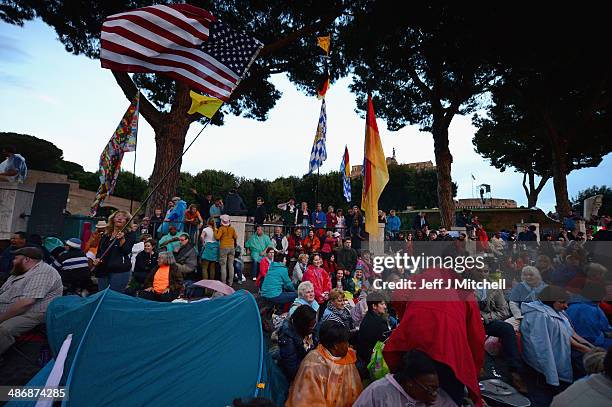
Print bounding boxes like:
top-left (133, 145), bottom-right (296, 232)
top-left (522, 171), bottom-right (550, 208)
top-left (546, 121), bottom-right (571, 216)
top-left (432, 119), bottom-right (455, 227)
top-left (145, 82), bottom-right (193, 216)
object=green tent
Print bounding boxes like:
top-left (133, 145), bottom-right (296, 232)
top-left (11, 289), bottom-right (287, 406)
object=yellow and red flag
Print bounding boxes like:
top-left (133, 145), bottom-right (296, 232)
top-left (361, 95), bottom-right (389, 235)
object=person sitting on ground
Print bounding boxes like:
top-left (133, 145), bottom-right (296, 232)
top-left (200, 218), bottom-right (219, 280)
top-left (245, 225), bottom-right (273, 281)
top-left (520, 285), bottom-right (576, 406)
top-left (287, 227), bottom-right (304, 260)
top-left (331, 259), bottom-right (355, 298)
top-left (551, 347), bottom-right (612, 407)
top-left (0, 247), bottom-right (62, 356)
top-left (278, 305), bottom-right (317, 381)
top-left (259, 252), bottom-right (297, 306)
top-left (256, 247), bottom-right (275, 289)
top-left (566, 282), bottom-right (612, 349)
top-left (354, 349), bottom-right (456, 407)
top-left (158, 225), bottom-right (181, 253)
top-left (472, 265), bottom-right (527, 393)
top-left (285, 321), bottom-right (363, 407)
top-left (323, 252), bottom-right (337, 279)
top-left (509, 265), bottom-right (548, 322)
top-left (0, 231), bottom-right (28, 283)
top-left (56, 238), bottom-right (91, 294)
top-left (133, 239), bottom-right (158, 290)
top-left (292, 253), bottom-right (309, 286)
top-left (139, 251), bottom-right (183, 302)
top-left (289, 281), bottom-right (320, 316)
top-left (302, 229), bottom-right (321, 255)
top-left (302, 254), bottom-right (332, 304)
top-left (319, 288), bottom-right (355, 332)
top-left (174, 233), bottom-right (198, 278)
top-left (356, 291), bottom-right (390, 373)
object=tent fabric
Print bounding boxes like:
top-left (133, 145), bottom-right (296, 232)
top-left (42, 289), bottom-right (287, 407)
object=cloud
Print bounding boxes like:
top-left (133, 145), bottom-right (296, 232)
top-left (0, 34), bottom-right (30, 63)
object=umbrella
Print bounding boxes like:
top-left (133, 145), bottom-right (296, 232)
top-left (193, 279), bottom-right (235, 296)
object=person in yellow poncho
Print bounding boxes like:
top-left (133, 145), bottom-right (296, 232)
top-left (285, 321), bottom-right (362, 407)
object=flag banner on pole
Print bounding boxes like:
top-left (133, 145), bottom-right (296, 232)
top-left (187, 90), bottom-right (223, 118)
top-left (308, 99), bottom-right (327, 174)
top-left (340, 145), bottom-right (351, 202)
top-left (317, 76), bottom-right (329, 99)
top-left (100, 4), bottom-right (263, 101)
top-left (90, 93), bottom-right (140, 216)
top-left (317, 35), bottom-right (330, 55)
top-left (361, 95), bottom-right (389, 235)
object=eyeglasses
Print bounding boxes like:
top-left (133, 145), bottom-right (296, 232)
top-left (411, 378), bottom-right (438, 397)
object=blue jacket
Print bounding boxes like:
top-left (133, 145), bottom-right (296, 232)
top-left (385, 215), bottom-right (401, 232)
top-left (567, 297), bottom-right (612, 348)
top-left (278, 319), bottom-right (312, 380)
top-left (260, 262), bottom-right (294, 298)
top-left (520, 301), bottom-right (573, 386)
top-left (311, 211), bottom-right (327, 229)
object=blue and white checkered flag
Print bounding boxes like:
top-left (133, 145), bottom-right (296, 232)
top-left (308, 99), bottom-right (327, 173)
top-left (340, 145), bottom-right (351, 202)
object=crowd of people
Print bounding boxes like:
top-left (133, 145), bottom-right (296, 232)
top-left (0, 193), bottom-right (611, 407)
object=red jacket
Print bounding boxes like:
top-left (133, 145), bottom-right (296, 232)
top-left (287, 235), bottom-right (303, 259)
top-left (385, 268), bottom-right (485, 407)
top-left (326, 212), bottom-right (338, 228)
top-left (302, 236), bottom-right (321, 254)
top-left (302, 265), bottom-right (332, 304)
top-left (256, 257), bottom-right (273, 288)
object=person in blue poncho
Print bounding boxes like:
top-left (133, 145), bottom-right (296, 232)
top-left (508, 266), bottom-right (547, 320)
top-left (158, 197), bottom-right (187, 235)
top-left (567, 283), bottom-right (612, 349)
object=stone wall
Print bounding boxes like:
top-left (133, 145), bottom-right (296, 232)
top-left (0, 182), bottom-right (35, 240)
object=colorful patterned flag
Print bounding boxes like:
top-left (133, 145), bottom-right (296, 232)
top-left (340, 146), bottom-right (351, 202)
top-left (317, 35), bottom-right (330, 55)
top-left (90, 93), bottom-right (140, 215)
top-left (308, 99), bottom-right (327, 174)
top-left (317, 76), bottom-right (329, 99)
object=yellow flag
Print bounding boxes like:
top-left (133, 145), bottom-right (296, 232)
top-left (317, 35), bottom-right (330, 55)
top-left (187, 90), bottom-right (223, 118)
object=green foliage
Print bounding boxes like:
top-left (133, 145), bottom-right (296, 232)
top-left (572, 186), bottom-right (612, 218)
top-left (0, 132), bottom-right (63, 171)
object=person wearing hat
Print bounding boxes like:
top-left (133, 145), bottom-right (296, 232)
top-left (214, 215), bottom-right (238, 286)
top-left (56, 238), bottom-right (92, 295)
top-left (0, 247), bottom-right (62, 356)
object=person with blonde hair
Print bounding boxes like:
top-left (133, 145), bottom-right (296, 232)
top-left (289, 280), bottom-right (320, 316)
top-left (93, 210), bottom-right (136, 292)
top-left (292, 253), bottom-right (309, 285)
top-left (319, 288), bottom-right (354, 330)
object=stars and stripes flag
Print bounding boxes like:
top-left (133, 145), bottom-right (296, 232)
top-left (308, 99), bottom-right (327, 173)
top-left (100, 4), bottom-right (263, 101)
top-left (90, 93), bottom-right (140, 216)
top-left (340, 146), bottom-right (352, 202)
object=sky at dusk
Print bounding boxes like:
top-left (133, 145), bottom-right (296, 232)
top-left (1, 19), bottom-right (610, 212)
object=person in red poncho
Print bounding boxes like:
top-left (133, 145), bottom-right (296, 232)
top-left (384, 247), bottom-right (485, 406)
top-left (302, 253), bottom-right (332, 304)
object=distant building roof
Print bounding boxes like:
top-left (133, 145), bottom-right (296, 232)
top-left (350, 159), bottom-right (435, 178)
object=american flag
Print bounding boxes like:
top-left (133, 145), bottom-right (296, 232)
top-left (100, 4), bottom-right (263, 101)
top-left (308, 99), bottom-right (327, 174)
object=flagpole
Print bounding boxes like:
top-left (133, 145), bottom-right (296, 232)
top-left (129, 136), bottom-right (137, 213)
top-left (315, 167), bottom-right (320, 205)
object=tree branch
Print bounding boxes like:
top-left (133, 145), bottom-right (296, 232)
top-left (535, 175), bottom-right (550, 195)
top-left (112, 70), bottom-right (162, 130)
top-left (406, 67), bottom-right (432, 99)
top-left (259, 12), bottom-right (341, 57)
top-left (522, 172), bottom-right (529, 200)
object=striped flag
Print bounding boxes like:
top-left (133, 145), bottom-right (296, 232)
top-left (100, 4), bottom-right (263, 101)
top-left (308, 99), bottom-right (328, 173)
top-left (361, 95), bottom-right (389, 234)
top-left (340, 146), bottom-right (352, 202)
